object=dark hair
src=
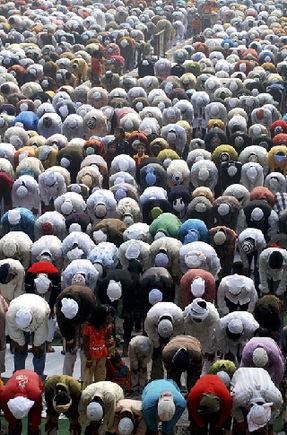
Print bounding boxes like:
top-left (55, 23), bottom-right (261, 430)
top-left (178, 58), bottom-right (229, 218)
top-left (269, 250), bottom-right (283, 269)
top-left (226, 328), bottom-right (242, 341)
top-left (254, 327), bottom-right (273, 338)
top-left (114, 126), bottom-right (125, 134)
top-left (254, 304), bottom-right (281, 330)
top-left (54, 391), bottom-right (70, 406)
top-left (91, 305), bottom-right (109, 329)
top-left (92, 396), bottom-right (104, 409)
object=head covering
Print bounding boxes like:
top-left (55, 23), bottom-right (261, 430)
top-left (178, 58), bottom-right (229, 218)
top-left (34, 274), bottom-right (51, 294)
top-left (247, 403), bottom-right (272, 432)
top-left (157, 391), bottom-right (175, 421)
top-left (227, 318), bottom-right (243, 335)
top-left (155, 252), bottom-right (169, 267)
top-left (125, 243), bottom-right (140, 260)
top-left (8, 397), bottom-right (35, 419)
top-left (71, 273), bottom-right (86, 286)
top-left (118, 417), bottom-right (134, 435)
top-left (198, 393), bottom-right (221, 415)
top-left (137, 337), bottom-right (151, 356)
top-left (172, 347), bottom-right (190, 372)
top-left (213, 231), bottom-right (226, 245)
top-left (227, 275), bottom-right (243, 296)
top-left (217, 370), bottom-right (231, 387)
top-left (107, 280), bottom-right (122, 302)
top-left (191, 277), bottom-right (205, 297)
top-left (61, 298), bottom-right (79, 319)
top-left (189, 298), bottom-right (209, 321)
top-left (241, 237), bottom-right (255, 254)
top-left (42, 222), bottom-right (54, 235)
top-left (93, 230), bottom-right (107, 244)
top-left (158, 316), bottom-right (173, 339)
top-left (0, 263), bottom-right (10, 284)
top-left (252, 348), bottom-right (268, 368)
top-left (16, 307), bottom-right (32, 329)
top-left (149, 288), bottom-right (163, 305)
top-left (86, 402), bottom-right (104, 421)
top-left (8, 209), bottom-right (21, 225)
top-left (251, 207), bottom-right (264, 222)
top-left (3, 240), bottom-right (17, 257)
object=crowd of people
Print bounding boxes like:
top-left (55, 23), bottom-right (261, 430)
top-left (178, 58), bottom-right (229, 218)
top-left (0, 0), bottom-right (287, 433)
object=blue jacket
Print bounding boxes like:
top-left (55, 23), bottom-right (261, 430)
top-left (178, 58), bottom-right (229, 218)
top-left (142, 379), bottom-right (186, 434)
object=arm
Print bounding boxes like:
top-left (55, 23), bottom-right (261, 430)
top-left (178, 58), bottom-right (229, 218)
top-left (29, 396), bottom-right (43, 428)
top-left (267, 212), bottom-right (279, 237)
top-left (214, 386), bottom-right (232, 427)
top-left (45, 382), bottom-right (60, 423)
top-left (217, 283), bottom-right (228, 315)
top-left (78, 392), bottom-right (93, 427)
top-left (187, 388), bottom-right (205, 427)
top-left (142, 406), bottom-right (158, 432)
top-left (33, 315), bottom-right (49, 347)
top-left (144, 317), bottom-right (160, 348)
top-left (172, 317), bottom-right (185, 337)
top-left (135, 415), bottom-right (147, 435)
top-left (6, 316), bottom-right (25, 346)
top-left (276, 263), bottom-right (287, 296)
top-left (216, 325), bottom-right (230, 356)
top-left (246, 287), bottom-right (258, 313)
top-left (66, 379), bottom-right (82, 423)
top-left (163, 405), bottom-right (185, 434)
top-left (271, 357), bottom-right (285, 387)
top-left (13, 268), bottom-right (25, 299)
top-left (238, 243), bottom-right (249, 269)
top-left (105, 394), bottom-right (118, 433)
top-left (56, 310), bottom-right (76, 342)
top-left (258, 254), bottom-right (269, 293)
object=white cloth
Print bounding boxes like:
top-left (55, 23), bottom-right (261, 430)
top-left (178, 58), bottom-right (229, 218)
top-left (216, 312), bottom-right (259, 364)
top-left (0, 259), bottom-right (25, 304)
top-left (0, 232), bottom-right (32, 270)
top-left (184, 302), bottom-right (219, 354)
top-left (217, 274), bottom-right (258, 315)
top-left (237, 228), bottom-right (266, 268)
top-left (8, 397), bottom-right (35, 419)
top-left (79, 381), bottom-right (124, 430)
top-left (62, 259), bottom-right (99, 292)
top-left (6, 293), bottom-right (50, 346)
top-left (259, 248), bottom-right (287, 295)
top-left (62, 232), bottom-right (95, 269)
top-left (144, 302), bottom-right (185, 348)
top-left (179, 241), bottom-right (221, 277)
top-left (231, 367), bottom-right (282, 424)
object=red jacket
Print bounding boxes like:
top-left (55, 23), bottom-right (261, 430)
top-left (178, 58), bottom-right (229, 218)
top-left (180, 269), bottom-right (216, 307)
top-left (187, 375), bottom-right (231, 428)
top-left (27, 261), bottom-right (59, 275)
top-left (1, 370), bottom-right (43, 427)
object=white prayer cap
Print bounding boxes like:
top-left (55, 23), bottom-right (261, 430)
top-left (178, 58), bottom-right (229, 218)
top-left (86, 402), bottom-right (104, 421)
top-left (8, 397), bottom-right (35, 419)
top-left (61, 298), bottom-right (79, 319)
top-left (16, 307), bottom-right (32, 329)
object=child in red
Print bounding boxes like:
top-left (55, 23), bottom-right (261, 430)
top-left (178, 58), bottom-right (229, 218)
top-left (110, 350), bottom-right (131, 393)
top-left (133, 142), bottom-right (149, 168)
top-left (82, 306), bottom-right (109, 388)
top-left (90, 49), bottom-right (103, 85)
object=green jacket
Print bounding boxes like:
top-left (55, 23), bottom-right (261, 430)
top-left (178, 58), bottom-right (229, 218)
top-left (45, 375), bottom-right (82, 423)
